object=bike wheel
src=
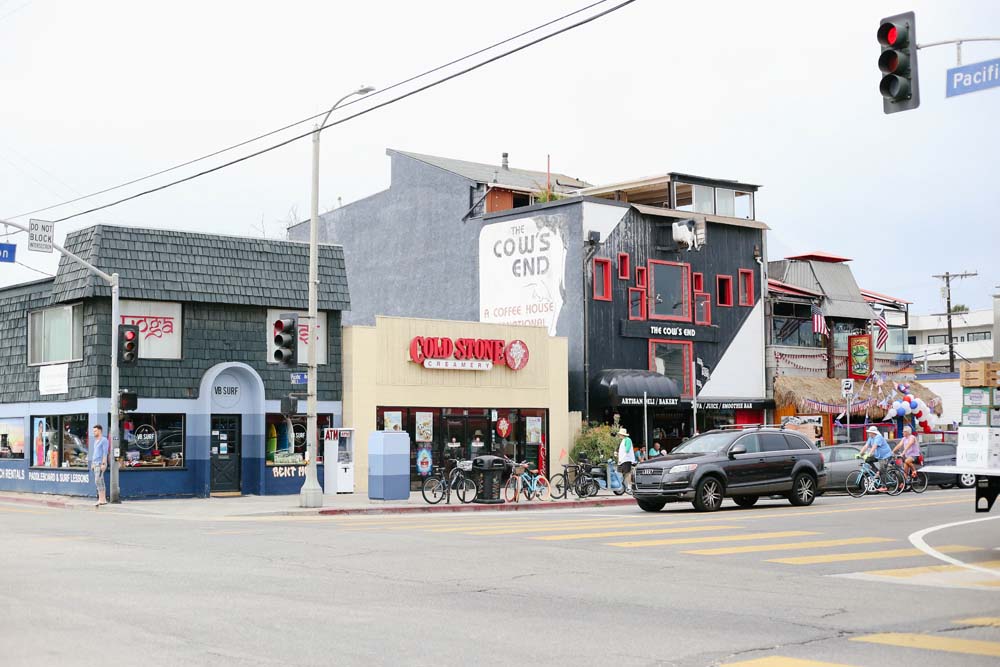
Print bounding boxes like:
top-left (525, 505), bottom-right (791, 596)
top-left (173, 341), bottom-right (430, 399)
top-left (534, 475), bottom-right (551, 501)
top-left (846, 470), bottom-right (867, 498)
top-left (885, 468), bottom-right (904, 496)
top-left (549, 473), bottom-right (567, 499)
top-left (573, 475), bottom-right (590, 498)
top-left (586, 478), bottom-right (600, 497)
top-left (503, 476), bottom-right (519, 503)
top-left (911, 471), bottom-right (928, 494)
top-left (421, 476), bottom-right (446, 504)
top-left (455, 475), bottom-right (478, 503)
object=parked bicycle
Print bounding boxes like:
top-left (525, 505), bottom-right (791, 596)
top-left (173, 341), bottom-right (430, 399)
top-left (889, 456), bottom-right (928, 493)
top-left (503, 459), bottom-right (551, 502)
top-left (421, 458), bottom-right (477, 504)
top-left (846, 456), bottom-right (903, 498)
top-left (550, 459), bottom-right (599, 499)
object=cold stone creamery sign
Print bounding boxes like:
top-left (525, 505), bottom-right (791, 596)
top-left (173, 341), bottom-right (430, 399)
top-left (479, 216), bottom-right (567, 336)
top-left (409, 336), bottom-right (530, 371)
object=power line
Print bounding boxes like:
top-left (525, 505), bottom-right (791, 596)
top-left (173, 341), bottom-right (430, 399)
top-left (15, 260), bottom-right (54, 277)
top-left (5, 0), bottom-right (619, 222)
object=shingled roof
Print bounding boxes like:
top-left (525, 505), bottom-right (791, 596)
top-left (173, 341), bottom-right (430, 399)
top-left (50, 225), bottom-right (350, 311)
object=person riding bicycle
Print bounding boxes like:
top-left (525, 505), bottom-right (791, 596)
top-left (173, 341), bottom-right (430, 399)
top-left (858, 425), bottom-right (892, 492)
top-left (892, 425), bottom-right (921, 480)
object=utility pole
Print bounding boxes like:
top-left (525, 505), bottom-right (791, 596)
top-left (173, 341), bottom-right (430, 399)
top-left (932, 270), bottom-right (977, 372)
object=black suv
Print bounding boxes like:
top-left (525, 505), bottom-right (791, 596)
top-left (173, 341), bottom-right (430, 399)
top-left (632, 428), bottom-right (827, 512)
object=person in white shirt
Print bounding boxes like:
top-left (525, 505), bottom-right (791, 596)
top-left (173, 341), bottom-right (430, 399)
top-left (617, 427), bottom-right (636, 489)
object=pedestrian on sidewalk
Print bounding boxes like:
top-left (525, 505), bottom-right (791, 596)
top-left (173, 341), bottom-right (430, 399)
top-left (617, 427), bottom-right (636, 489)
top-left (89, 425), bottom-right (109, 507)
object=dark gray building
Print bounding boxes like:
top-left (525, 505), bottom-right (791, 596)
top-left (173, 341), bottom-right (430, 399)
top-left (0, 225), bottom-right (349, 498)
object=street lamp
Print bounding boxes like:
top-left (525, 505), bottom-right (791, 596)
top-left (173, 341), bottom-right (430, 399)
top-left (301, 85), bottom-right (375, 508)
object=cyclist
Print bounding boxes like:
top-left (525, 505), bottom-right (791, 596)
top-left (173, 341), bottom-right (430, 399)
top-left (858, 425), bottom-right (892, 492)
top-left (892, 425), bottom-right (920, 480)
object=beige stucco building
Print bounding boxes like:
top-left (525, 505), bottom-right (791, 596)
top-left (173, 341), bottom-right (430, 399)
top-left (342, 316), bottom-right (569, 493)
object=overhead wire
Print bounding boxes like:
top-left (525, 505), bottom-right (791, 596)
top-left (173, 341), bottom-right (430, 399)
top-left (5, 0), bottom-right (619, 222)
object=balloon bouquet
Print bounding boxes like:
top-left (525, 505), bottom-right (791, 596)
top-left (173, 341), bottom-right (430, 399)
top-left (882, 383), bottom-right (934, 434)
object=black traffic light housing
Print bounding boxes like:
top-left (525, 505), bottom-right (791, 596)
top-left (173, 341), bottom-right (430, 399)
top-left (878, 11), bottom-right (920, 114)
top-left (118, 324), bottom-right (139, 366)
top-left (273, 313), bottom-right (299, 366)
top-left (120, 391), bottom-right (138, 412)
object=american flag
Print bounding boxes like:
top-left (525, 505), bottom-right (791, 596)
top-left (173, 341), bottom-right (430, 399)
top-left (811, 303), bottom-right (828, 337)
top-left (875, 307), bottom-right (889, 349)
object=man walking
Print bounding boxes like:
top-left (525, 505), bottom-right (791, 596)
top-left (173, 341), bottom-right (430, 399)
top-left (89, 424), bottom-right (109, 507)
top-left (617, 427), bottom-right (636, 491)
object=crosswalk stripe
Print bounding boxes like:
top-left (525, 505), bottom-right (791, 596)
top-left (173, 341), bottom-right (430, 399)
top-left (851, 632), bottom-right (1000, 657)
top-left (428, 519), bottom-right (633, 534)
top-left (858, 558), bottom-right (1000, 578)
top-left (455, 521), bottom-right (678, 536)
top-left (608, 530), bottom-right (819, 548)
top-left (766, 544), bottom-right (979, 565)
top-left (955, 617), bottom-right (1000, 628)
top-left (684, 537), bottom-right (894, 556)
top-left (721, 657), bottom-right (856, 667)
top-left (531, 524), bottom-right (743, 541)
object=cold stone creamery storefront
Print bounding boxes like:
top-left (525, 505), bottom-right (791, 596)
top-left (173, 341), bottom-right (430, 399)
top-left (343, 316), bottom-right (568, 492)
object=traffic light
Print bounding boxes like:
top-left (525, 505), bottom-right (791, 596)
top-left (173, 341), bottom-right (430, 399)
top-left (120, 391), bottom-right (138, 412)
top-left (118, 324), bottom-right (139, 366)
top-left (878, 11), bottom-right (920, 114)
top-left (273, 313), bottom-right (299, 366)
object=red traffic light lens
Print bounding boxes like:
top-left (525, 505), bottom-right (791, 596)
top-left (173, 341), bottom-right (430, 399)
top-left (124, 329), bottom-right (136, 341)
top-left (878, 21), bottom-right (906, 47)
top-left (886, 26), bottom-right (896, 45)
top-left (878, 49), bottom-right (908, 74)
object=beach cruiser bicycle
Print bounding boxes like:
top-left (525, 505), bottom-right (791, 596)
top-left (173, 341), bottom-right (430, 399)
top-left (421, 458), bottom-right (477, 504)
top-left (503, 458), bottom-right (551, 502)
top-left (889, 456), bottom-right (928, 493)
top-left (846, 456), bottom-right (903, 498)
top-left (549, 460), bottom-right (599, 499)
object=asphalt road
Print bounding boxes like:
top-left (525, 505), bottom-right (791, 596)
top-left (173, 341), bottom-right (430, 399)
top-left (2, 489), bottom-right (998, 666)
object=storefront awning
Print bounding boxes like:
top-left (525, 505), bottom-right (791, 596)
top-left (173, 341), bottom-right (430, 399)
top-left (591, 369), bottom-right (682, 407)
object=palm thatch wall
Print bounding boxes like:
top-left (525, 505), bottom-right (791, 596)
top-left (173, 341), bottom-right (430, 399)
top-left (773, 376), bottom-right (943, 418)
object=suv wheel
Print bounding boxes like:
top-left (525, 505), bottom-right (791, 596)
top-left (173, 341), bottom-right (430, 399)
top-left (637, 499), bottom-right (666, 513)
top-left (732, 495), bottom-right (758, 508)
top-left (693, 477), bottom-right (724, 512)
top-left (789, 473), bottom-right (816, 506)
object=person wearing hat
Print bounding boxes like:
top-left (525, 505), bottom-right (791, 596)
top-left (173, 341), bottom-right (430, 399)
top-left (859, 425), bottom-right (892, 492)
top-left (616, 427), bottom-right (636, 490)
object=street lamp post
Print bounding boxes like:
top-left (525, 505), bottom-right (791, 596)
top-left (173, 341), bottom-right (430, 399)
top-left (300, 85), bottom-right (374, 508)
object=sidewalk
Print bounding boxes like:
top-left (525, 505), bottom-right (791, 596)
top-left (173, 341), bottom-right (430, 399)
top-left (0, 490), bottom-right (636, 519)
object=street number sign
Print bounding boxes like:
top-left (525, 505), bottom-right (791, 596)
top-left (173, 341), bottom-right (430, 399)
top-left (28, 219), bottom-right (54, 253)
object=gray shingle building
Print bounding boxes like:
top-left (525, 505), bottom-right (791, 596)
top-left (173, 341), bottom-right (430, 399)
top-left (0, 225), bottom-right (350, 498)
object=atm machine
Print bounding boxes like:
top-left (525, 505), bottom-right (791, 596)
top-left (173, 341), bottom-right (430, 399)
top-left (323, 428), bottom-right (355, 494)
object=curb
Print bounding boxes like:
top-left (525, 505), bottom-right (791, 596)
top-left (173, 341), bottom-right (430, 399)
top-left (0, 493), bottom-right (86, 510)
top-left (317, 496), bottom-right (636, 516)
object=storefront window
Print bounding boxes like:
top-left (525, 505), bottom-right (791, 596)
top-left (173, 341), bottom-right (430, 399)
top-left (265, 413), bottom-right (332, 465)
top-left (648, 340), bottom-right (692, 397)
top-left (771, 302), bottom-right (823, 348)
top-left (0, 418), bottom-right (26, 459)
top-left (31, 414), bottom-right (88, 468)
top-left (121, 414), bottom-right (184, 468)
top-left (649, 260), bottom-right (691, 321)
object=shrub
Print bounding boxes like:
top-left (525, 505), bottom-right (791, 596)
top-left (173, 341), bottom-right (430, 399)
top-left (572, 423), bottom-right (617, 463)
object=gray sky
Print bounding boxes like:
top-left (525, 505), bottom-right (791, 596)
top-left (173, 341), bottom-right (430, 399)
top-left (1, 0), bottom-right (998, 316)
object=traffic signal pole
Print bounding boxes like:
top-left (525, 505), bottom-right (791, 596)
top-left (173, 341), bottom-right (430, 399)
top-left (0, 218), bottom-right (122, 502)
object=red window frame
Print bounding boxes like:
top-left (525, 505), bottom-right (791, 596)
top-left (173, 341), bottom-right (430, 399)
top-left (593, 257), bottom-right (612, 301)
top-left (648, 259), bottom-right (692, 323)
top-left (717, 274), bottom-right (734, 307)
top-left (738, 269), bottom-right (755, 306)
top-left (617, 252), bottom-right (630, 280)
top-left (628, 288), bottom-right (647, 320)
top-left (635, 266), bottom-right (647, 289)
top-left (648, 339), bottom-right (694, 397)
top-left (694, 292), bottom-right (712, 325)
top-left (692, 272), bottom-right (704, 293)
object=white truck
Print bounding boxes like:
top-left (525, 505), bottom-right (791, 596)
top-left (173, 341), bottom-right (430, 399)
top-left (921, 427), bottom-right (1000, 512)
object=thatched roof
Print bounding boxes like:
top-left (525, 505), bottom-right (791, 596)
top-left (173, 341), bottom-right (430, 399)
top-left (774, 376), bottom-right (943, 418)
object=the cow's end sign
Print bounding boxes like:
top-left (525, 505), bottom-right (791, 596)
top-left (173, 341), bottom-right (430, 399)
top-left (409, 336), bottom-right (529, 372)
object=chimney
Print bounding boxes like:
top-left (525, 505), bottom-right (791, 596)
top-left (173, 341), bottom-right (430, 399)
top-left (501, 152), bottom-right (509, 170)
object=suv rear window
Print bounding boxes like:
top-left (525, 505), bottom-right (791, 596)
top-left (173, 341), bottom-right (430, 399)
top-left (759, 433), bottom-right (790, 452)
top-left (782, 434), bottom-right (811, 450)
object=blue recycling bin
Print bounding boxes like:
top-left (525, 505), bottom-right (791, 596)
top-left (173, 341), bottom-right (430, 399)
top-left (368, 431), bottom-right (410, 501)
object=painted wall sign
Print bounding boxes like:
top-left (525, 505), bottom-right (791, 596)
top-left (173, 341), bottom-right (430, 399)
top-left (619, 320), bottom-right (719, 343)
top-left (479, 216), bottom-right (567, 336)
top-left (212, 372), bottom-right (242, 409)
top-left (266, 309), bottom-right (327, 365)
top-left (408, 336), bottom-right (530, 371)
top-left (848, 334), bottom-right (873, 381)
top-left (120, 300), bottom-right (183, 359)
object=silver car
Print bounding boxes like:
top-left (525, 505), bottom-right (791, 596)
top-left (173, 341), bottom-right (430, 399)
top-left (820, 444), bottom-right (863, 490)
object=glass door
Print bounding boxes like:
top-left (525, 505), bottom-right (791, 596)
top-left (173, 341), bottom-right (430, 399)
top-left (210, 414), bottom-right (241, 493)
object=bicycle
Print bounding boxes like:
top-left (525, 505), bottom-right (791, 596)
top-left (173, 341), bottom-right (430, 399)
top-left (845, 457), bottom-right (903, 498)
top-left (421, 459), bottom-right (477, 504)
top-left (548, 459), bottom-right (598, 499)
top-left (503, 459), bottom-right (551, 502)
top-left (889, 456), bottom-right (928, 494)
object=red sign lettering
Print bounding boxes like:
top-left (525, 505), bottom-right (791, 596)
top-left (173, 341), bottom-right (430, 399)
top-left (408, 336), bottom-right (529, 371)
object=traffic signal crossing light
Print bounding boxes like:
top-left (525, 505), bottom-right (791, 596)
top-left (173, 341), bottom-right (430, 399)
top-left (878, 11), bottom-right (920, 114)
top-left (118, 324), bottom-right (139, 366)
top-left (273, 313), bottom-right (299, 366)
top-left (120, 391), bottom-right (138, 412)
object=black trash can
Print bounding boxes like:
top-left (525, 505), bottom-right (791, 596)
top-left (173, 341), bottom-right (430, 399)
top-left (472, 455), bottom-right (505, 504)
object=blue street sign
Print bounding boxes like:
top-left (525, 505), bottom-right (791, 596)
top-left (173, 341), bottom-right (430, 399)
top-left (290, 372), bottom-right (307, 385)
top-left (0, 243), bottom-right (16, 263)
top-left (947, 57), bottom-right (1000, 98)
